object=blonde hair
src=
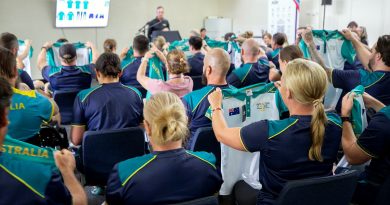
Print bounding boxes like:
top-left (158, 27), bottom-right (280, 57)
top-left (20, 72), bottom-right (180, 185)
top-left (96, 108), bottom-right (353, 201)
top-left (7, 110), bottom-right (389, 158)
top-left (103, 39), bottom-right (117, 53)
top-left (144, 92), bottom-right (189, 145)
top-left (166, 50), bottom-right (189, 74)
top-left (153, 36), bottom-right (166, 51)
top-left (282, 59), bottom-right (328, 162)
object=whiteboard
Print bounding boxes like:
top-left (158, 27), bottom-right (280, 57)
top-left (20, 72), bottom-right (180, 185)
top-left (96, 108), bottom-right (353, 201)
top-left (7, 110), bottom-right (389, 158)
top-left (268, 0), bottom-right (298, 44)
top-left (204, 17), bottom-right (233, 40)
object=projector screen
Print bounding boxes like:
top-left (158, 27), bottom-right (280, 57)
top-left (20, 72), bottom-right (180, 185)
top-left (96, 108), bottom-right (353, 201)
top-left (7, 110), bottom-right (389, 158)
top-left (56, 0), bottom-right (110, 28)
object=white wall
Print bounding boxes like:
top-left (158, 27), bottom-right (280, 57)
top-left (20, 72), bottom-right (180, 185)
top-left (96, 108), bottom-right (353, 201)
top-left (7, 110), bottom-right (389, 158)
top-left (300, 0), bottom-right (390, 46)
top-left (0, 0), bottom-right (220, 79)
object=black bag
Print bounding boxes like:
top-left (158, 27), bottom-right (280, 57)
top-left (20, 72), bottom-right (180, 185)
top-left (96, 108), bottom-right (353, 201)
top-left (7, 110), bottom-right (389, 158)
top-left (39, 124), bottom-right (69, 149)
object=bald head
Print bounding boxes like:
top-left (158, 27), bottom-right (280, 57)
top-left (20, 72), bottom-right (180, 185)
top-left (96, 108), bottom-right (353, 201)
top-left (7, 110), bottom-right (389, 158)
top-left (204, 48), bottom-right (230, 77)
top-left (242, 38), bottom-right (260, 57)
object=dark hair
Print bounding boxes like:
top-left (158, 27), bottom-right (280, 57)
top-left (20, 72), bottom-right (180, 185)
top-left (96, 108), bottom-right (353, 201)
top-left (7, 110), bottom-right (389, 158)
top-left (0, 47), bottom-right (17, 80)
top-left (376, 35), bottom-right (390, 67)
top-left (280, 45), bottom-right (304, 62)
top-left (56, 38), bottom-right (69, 43)
top-left (157, 6), bottom-right (164, 10)
top-left (189, 36), bottom-right (203, 50)
top-left (103, 39), bottom-right (117, 53)
top-left (0, 32), bottom-right (18, 51)
top-left (133, 35), bottom-right (149, 55)
top-left (95, 52), bottom-right (121, 78)
top-left (0, 77), bottom-right (12, 128)
top-left (224, 32), bottom-right (235, 41)
top-left (200, 28), bottom-right (206, 33)
top-left (273, 33), bottom-right (286, 46)
top-left (262, 32), bottom-right (272, 39)
top-left (347, 21), bottom-right (358, 28)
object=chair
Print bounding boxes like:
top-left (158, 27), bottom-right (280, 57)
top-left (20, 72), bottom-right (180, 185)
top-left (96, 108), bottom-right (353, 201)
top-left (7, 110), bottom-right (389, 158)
top-left (191, 75), bottom-right (204, 91)
top-left (275, 170), bottom-right (359, 205)
top-left (170, 195), bottom-right (218, 205)
top-left (53, 90), bottom-right (79, 125)
top-left (82, 127), bottom-right (146, 186)
top-left (189, 127), bottom-right (221, 169)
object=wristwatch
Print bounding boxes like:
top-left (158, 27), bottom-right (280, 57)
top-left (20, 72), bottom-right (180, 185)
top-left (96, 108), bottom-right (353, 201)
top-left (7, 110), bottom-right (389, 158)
top-left (341, 116), bottom-right (351, 123)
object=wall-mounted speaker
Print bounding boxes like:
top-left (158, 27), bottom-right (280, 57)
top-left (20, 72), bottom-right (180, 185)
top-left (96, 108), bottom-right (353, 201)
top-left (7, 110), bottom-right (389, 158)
top-left (322, 0), bottom-right (333, 5)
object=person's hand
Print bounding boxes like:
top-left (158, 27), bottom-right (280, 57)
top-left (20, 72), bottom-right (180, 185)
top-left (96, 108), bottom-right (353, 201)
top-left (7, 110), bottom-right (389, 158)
top-left (341, 92), bottom-right (355, 117)
top-left (43, 41), bottom-right (53, 48)
top-left (85, 41), bottom-right (94, 48)
top-left (150, 44), bottom-right (159, 53)
top-left (302, 28), bottom-right (314, 45)
top-left (120, 47), bottom-right (129, 56)
top-left (363, 92), bottom-right (385, 111)
top-left (208, 88), bottom-right (223, 110)
top-left (340, 29), bottom-right (359, 41)
top-left (144, 51), bottom-right (154, 60)
top-left (54, 149), bottom-right (76, 175)
top-left (163, 42), bottom-right (170, 50)
top-left (25, 39), bottom-right (32, 48)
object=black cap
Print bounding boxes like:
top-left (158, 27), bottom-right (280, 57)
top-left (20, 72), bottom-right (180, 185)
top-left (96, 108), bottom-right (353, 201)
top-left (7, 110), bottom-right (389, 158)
top-left (59, 44), bottom-right (76, 60)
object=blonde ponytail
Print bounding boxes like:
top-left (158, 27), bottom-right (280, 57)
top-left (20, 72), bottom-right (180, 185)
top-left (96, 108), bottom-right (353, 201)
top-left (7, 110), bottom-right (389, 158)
top-left (144, 92), bottom-right (189, 145)
top-left (282, 59), bottom-right (328, 162)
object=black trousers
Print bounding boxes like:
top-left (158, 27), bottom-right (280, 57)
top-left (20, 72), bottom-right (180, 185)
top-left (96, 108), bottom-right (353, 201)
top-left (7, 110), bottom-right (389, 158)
top-left (233, 180), bottom-right (259, 205)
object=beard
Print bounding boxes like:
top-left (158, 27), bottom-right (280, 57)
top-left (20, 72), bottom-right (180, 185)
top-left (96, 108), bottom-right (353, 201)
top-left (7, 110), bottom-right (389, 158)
top-left (202, 73), bottom-right (208, 85)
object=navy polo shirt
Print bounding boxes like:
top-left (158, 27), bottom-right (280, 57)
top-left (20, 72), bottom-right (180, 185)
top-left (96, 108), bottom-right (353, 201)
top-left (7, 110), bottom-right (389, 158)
top-left (18, 69), bottom-right (34, 90)
top-left (106, 148), bottom-right (222, 205)
top-left (188, 52), bottom-right (205, 76)
top-left (182, 84), bottom-right (233, 147)
top-left (332, 68), bottom-right (390, 105)
top-left (72, 82), bottom-right (143, 131)
top-left (120, 57), bottom-right (150, 87)
top-left (227, 57), bottom-right (270, 88)
top-left (357, 106), bottom-right (390, 185)
top-left (42, 64), bottom-right (95, 91)
top-left (240, 113), bottom-right (342, 204)
top-left (0, 136), bottom-right (71, 204)
top-left (266, 48), bottom-right (281, 70)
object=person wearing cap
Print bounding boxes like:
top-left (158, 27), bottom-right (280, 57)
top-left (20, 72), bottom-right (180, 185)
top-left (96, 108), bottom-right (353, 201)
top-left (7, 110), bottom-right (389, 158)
top-left (37, 41), bottom-right (99, 92)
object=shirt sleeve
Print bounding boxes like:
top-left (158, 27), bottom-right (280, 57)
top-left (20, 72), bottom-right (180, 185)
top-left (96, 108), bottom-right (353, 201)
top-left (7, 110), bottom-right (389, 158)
top-left (45, 171), bottom-right (72, 205)
top-left (332, 69), bottom-right (361, 91)
top-left (146, 79), bottom-right (165, 94)
top-left (42, 66), bottom-right (51, 81)
top-left (357, 113), bottom-right (390, 158)
top-left (37, 92), bottom-right (54, 122)
top-left (227, 73), bottom-right (241, 88)
top-left (240, 120), bottom-right (269, 152)
top-left (19, 70), bottom-right (35, 90)
top-left (106, 164), bottom-right (125, 205)
top-left (181, 97), bottom-right (193, 122)
top-left (87, 64), bottom-right (96, 79)
top-left (72, 94), bottom-right (86, 126)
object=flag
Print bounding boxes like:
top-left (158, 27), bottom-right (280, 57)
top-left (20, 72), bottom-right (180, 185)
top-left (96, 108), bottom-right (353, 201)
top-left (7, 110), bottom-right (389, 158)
top-left (293, 0), bottom-right (301, 11)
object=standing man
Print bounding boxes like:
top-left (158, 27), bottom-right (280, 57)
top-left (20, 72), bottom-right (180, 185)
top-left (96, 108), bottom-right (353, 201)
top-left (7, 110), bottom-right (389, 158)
top-left (147, 6), bottom-right (170, 41)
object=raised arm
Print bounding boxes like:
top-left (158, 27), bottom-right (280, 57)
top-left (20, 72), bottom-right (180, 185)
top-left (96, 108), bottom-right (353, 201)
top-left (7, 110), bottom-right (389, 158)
top-left (208, 88), bottom-right (245, 151)
top-left (302, 29), bottom-right (333, 82)
top-left (16, 39), bottom-right (32, 69)
top-left (119, 47), bottom-right (130, 61)
top-left (37, 42), bottom-right (52, 71)
top-left (54, 150), bottom-right (87, 205)
top-left (85, 41), bottom-right (99, 64)
top-left (136, 51), bottom-right (154, 89)
top-left (341, 29), bottom-right (371, 69)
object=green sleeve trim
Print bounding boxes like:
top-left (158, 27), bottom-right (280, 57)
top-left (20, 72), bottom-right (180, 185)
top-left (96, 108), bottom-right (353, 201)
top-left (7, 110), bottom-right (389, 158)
top-left (379, 106), bottom-right (390, 120)
top-left (359, 69), bottom-right (385, 89)
top-left (268, 118), bottom-right (299, 139)
top-left (119, 154), bottom-right (156, 186)
top-left (232, 63), bottom-right (253, 83)
top-left (183, 86), bottom-right (214, 113)
top-left (123, 85), bottom-right (142, 99)
top-left (48, 66), bottom-right (62, 77)
top-left (186, 151), bottom-right (217, 169)
top-left (356, 140), bottom-right (376, 158)
top-left (78, 85), bottom-right (102, 103)
top-left (326, 112), bottom-right (342, 128)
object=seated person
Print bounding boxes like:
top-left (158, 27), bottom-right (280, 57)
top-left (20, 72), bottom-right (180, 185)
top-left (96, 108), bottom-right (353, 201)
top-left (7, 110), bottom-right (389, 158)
top-left (37, 41), bottom-right (98, 92)
top-left (182, 48), bottom-right (231, 147)
top-left (187, 36), bottom-right (205, 76)
top-left (152, 35), bottom-right (167, 54)
top-left (340, 92), bottom-right (390, 205)
top-left (208, 59), bottom-right (342, 204)
top-left (120, 35), bottom-right (150, 88)
top-left (0, 56), bottom-right (87, 205)
top-left (106, 92), bottom-right (222, 205)
top-left (266, 32), bottom-right (286, 70)
top-left (103, 38), bottom-right (117, 53)
top-left (302, 29), bottom-right (390, 106)
top-left (137, 48), bottom-right (193, 98)
top-left (0, 47), bottom-right (60, 145)
top-left (269, 45), bottom-right (304, 81)
top-left (71, 52), bottom-right (143, 145)
top-left (227, 38), bottom-right (270, 88)
top-left (262, 32), bottom-right (272, 48)
top-left (0, 32), bottom-right (34, 90)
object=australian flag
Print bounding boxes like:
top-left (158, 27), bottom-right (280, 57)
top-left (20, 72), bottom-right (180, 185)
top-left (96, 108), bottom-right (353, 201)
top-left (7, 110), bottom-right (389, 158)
top-left (229, 107), bottom-right (240, 116)
top-left (293, 0), bottom-right (301, 11)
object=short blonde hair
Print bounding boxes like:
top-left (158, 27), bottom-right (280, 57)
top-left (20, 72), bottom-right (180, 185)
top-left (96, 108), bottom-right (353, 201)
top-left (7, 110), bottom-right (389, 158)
top-left (153, 36), bottom-right (166, 51)
top-left (144, 92), bottom-right (189, 145)
top-left (166, 50), bottom-right (189, 74)
top-left (282, 59), bottom-right (328, 162)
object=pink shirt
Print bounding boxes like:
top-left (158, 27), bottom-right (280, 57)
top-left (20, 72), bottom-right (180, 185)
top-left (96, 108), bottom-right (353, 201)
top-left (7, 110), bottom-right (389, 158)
top-left (146, 76), bottom-right (194, 98)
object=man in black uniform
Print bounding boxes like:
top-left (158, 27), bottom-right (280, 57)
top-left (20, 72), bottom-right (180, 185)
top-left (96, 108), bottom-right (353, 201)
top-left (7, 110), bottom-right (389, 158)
top-left (147, 6), bottom-right (170, 41)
